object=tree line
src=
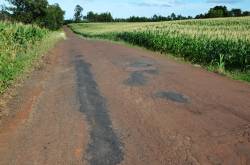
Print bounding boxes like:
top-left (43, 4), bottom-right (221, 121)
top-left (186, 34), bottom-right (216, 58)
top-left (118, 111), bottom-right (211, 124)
top-left (65, 7), bottom-right (113, 24)
top-left (115, 6), bottom-right (250, 22)
top-left (86, 11), bottom-right (113, 22)
top-left (115, 14), bottom-right (192, 22)
top-left (122, 6), bottom-right (250, 22)
top-left (1, 2), bottom-right (249, 27)
top-left (68, 5), bottom-right (250, 23)
top-left (66, 6), bottom-right (192, 23)
top-left (0, 0), bottom-right (64, 30)
top-left (196, 6), bottom-right (250, 19)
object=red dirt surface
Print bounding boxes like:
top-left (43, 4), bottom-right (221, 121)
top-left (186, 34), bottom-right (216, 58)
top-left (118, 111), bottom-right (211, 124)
top-left (0, 27), bottom-right (250, 165)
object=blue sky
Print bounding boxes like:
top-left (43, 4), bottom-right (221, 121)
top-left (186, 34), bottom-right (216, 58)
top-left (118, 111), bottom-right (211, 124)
top-left (1, 0), bottom-right (250, 19)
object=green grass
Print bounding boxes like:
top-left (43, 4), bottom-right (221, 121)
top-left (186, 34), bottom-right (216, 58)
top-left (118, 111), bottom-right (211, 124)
top-left (0, 22), bottom-right (65, 94)
top-left (69, 17), bottom-right (250, 82)
top-left (230, 71), bottom-right (250, 82)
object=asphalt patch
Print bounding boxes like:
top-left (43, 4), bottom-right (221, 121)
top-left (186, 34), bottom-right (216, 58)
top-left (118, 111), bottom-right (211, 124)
top-left (130, 61), bottom-right (153, 68)
top-left (155, 91), bottom-right (189, 103)
top-left (144, 69), bottom-right (159, 75)
top-left (74, 56), bottom-right (123, 165)
top-left (124, 60), bottom-right (158, 86)
top-left (124, 72), bottom-right (147, 86)
top-left (128, 61), bottom-right (158, 75)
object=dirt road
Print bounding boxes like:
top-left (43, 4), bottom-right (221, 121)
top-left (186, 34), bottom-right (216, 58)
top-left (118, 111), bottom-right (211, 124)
top-left (0, 27), bottom-right (250, 165)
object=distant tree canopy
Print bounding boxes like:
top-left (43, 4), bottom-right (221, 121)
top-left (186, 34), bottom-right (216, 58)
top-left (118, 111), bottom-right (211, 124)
top-left (43, 3), bottom-right (65, 30)
top-left (6, 0), bottom-right (48, 23)
top-left (114, 13), bottom-right (191, 22)
top-left (230, 8), bottom-right (242, 17)
top-left (2, 0), bottom-right (64, 30)
top-left (86, 11), bottom-right (113, 22)
top-left (242, 11), bottom-right (250, 16)
top-left (117, 6), bottom-right (250, 22)
top-left (64, 5), bottom-right (250, 24)
top-left (195, 6), bottom-right (250, 19)
top-left (83, 11), bottom-right (191, 23)
top-left (207, 6), bottom-right (229, 18)
top-left (74, 5), bottom-right (83, 22)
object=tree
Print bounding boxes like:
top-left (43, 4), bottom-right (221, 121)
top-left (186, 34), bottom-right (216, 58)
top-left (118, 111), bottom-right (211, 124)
top-left (74, 5), bottom-right (83, 22)
top-left (195, 6), bottom-right (250, 19)
top-left (6, 0), bottom-right (48, 23)
top-left (176, 14), bottom-right (185, 20)
top-left (86, 11), bottom-right (96, 22)
top-left (170, 13), bottom-right (176, 20)
top-left (230, 9), bottom-right (242, 17)
top-left (207, 6), bottom-right (229, 18)
top-left (87, 11), bottom-right (113, 22)
top-left (43, 3), bottom-right (65, 30)
top-left (242, 11), bottom-right (250, 16)
top-left (98, 12), bottom-right (113, 22)
top-left (4, 0), bottom-right (64, 30)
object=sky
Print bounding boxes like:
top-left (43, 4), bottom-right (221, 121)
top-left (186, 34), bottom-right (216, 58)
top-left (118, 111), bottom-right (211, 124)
top-left (1, 0), bottom-right (250, 19)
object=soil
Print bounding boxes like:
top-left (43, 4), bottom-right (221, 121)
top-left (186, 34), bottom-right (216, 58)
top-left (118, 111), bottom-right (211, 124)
top-left (0, 27), bottom-right (250, 165)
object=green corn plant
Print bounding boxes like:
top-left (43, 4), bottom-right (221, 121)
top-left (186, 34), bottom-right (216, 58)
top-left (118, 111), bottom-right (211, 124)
top-left (69, 16), bottom-right (250, 72)
top-left (216, 54), bottom-right (225, 73)
top-left (0, 21), bottom-right (51, 93)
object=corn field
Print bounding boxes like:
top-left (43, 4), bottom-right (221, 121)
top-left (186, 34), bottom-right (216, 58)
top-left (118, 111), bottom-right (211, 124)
top-left (0, 21), bottom-right (50, 92)
top-left (69, 17), bottom-right (250, 72)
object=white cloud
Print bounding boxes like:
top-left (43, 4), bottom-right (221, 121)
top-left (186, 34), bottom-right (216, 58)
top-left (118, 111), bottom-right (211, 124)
top-left (206, 0), bottom-right (244, 3)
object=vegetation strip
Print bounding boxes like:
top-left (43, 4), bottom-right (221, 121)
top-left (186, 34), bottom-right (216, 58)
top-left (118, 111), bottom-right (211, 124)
top-left (0, 22), bottom-right (64, 94)
top-left (69, 17), bottom-right (250, 82)
top-left (74, 56), bottom-right (123, 165)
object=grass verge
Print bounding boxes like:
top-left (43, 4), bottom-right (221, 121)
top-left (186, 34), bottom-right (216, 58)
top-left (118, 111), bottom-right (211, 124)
top-left (0, 31), bottom-right (65, 94)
